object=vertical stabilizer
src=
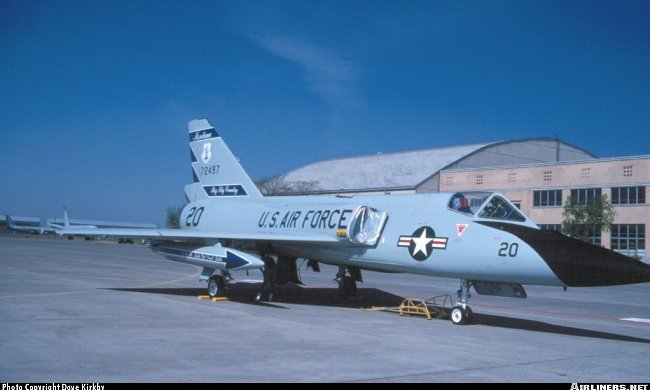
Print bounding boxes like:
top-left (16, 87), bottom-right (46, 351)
top-left (63, 207), bottom-right (70, 228)
top-left (184, 119), bottom-right (262, 202)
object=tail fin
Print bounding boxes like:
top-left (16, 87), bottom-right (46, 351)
top-left (184, 119), bottom-right (262, 202)
top-left (5, 215), bottom-right (15, 227)
top-left (63, 207), bottom-right (70, 228)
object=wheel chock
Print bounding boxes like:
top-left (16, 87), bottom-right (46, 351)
top-left (197, 295), bottom-right (229, 302)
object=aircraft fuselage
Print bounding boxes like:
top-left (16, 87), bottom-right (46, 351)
top-left (180, 193), bottom-right (563, 286)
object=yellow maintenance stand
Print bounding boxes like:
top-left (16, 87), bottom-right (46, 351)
top-left (362, 294), bottom-right (453, 320)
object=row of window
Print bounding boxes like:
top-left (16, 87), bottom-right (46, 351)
top-left (612, 186), bottom-right (645, 205)
top-left (612, 224), bottom-right (646, 251)
top-left (533, 190), bottom-right (563, 207)
top-left (533, 186), bottom-right (646, 207)
top-left (471, 165), bottom-right (637, 185)
top-left (538, 224), bottom-right (645, 251)
top-left (570, 188), bottom-right (601, 205)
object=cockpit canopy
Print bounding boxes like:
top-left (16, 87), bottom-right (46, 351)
top-left (448, 191), bottom-right (526, 222)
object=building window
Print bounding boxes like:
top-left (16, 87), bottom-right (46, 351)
top-left (570, 188), bottom-right (602, 205)
top-left (611, 186), bottom-right (646, 205)
top-left (476, 175), bottom-right (483, 185)
top-left (623, 165), bottom-right (633, 177)
top-left (533, 189), bottom-right (563, 207)
top-left (539, 224), bottom-right (562, 232)
top-left (611, 224), bottom-right (645, 253)
top-left (543, 171), bottom-right (553, 181)
top-left (508, 172), bottom-right (517, 183)
top-left (581, 168), bottom-right (590, 179)
top-left (583, 226), bottom-right (602, 246)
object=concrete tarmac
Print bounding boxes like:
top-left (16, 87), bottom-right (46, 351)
top-left (1, 236), bottom-right (649, 382)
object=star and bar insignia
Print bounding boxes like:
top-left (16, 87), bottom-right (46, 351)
top-left (397, 226), bottom-right (448, 261)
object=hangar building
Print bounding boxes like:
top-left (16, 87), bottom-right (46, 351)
top-left (279, 137), bottom-right (594, 194)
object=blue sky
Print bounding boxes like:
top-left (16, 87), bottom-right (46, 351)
top-left (1, 0), bottom-right (648, 225)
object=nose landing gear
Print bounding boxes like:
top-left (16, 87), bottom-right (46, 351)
top-left (451, 279), bottom-right (473, 325)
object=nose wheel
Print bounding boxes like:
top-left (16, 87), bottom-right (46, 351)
top-left (451, 279), bottom-right (473, 325)
top-left (450, 305), bottom-right (473, 325)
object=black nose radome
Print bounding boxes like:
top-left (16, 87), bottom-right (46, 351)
top-left (477, 221), bottom-right (650, 287)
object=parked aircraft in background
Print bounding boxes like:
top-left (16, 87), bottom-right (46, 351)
top-left (58, 208), bottom-right (98, 230)
top-left (59, 119), bottom-right (650, 324)
top-left (5, 208), bottom-right (139, 234)
top-left (5, 209), bottom-right (99, 235)
top-left (5, 215), bottom-right (59, 235)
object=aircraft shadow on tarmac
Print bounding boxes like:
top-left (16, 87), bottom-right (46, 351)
top-left (106, 281), bottom-right (405, 309)
top-left (106, 282), bottom-right (650, 344)
top-left (472, 313), bottom-right (649, 344)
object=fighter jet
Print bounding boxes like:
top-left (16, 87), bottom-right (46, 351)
top-left (58, 119), bottom-right (650, 324)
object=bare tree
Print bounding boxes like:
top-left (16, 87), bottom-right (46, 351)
top-left (255, 177), bottom-right (320, 196)
top-left (255, 177), bottom-right (293, 196)
top-left (165, 206), bottom-right (183, 228)
top-left (290, 180), bottom-right (320, 195)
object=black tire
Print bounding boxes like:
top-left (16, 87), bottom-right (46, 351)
top-left (339, 276), bottom-right (357, 297)
top-left (208, 275), bottom-right (226, 298)
top-left (465, 306), bottom-right (473, 322)
top-left (450, 306), bottom-right (467, 325)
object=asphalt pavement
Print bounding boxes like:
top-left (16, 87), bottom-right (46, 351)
top-left (1, 236), bottom-right (648, 382)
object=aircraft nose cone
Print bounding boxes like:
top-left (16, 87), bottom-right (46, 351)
top-left (478, 222), bottom-right (650, 287)
top-left (537, 233), bottom-right (650, 287)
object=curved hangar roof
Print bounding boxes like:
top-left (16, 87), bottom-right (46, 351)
top-left (278, 137), bottom-right (595, 194)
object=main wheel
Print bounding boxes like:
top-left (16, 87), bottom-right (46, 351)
top-left (207, 275), bottom-right (226, 298)
top-left (450, 306), bottom-right (468, 325)
top-left (339, 276), bottom-right (357, 297)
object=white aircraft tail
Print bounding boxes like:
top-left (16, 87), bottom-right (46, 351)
top-left (5, 215), bottom-right (16, 227)
top-left (63, 207), bottom-right (70, 228)
top-left (184, 119), bottom-right (262, 202)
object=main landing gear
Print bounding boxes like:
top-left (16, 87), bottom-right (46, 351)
top-left (255, 256), bottom-right (276, 303)
top-left (335, 265), bottom-right (362, 297)
top-left (207, 272), bottom-right (228, 298)
top-left (450, 279), bottom-right (473, 325)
